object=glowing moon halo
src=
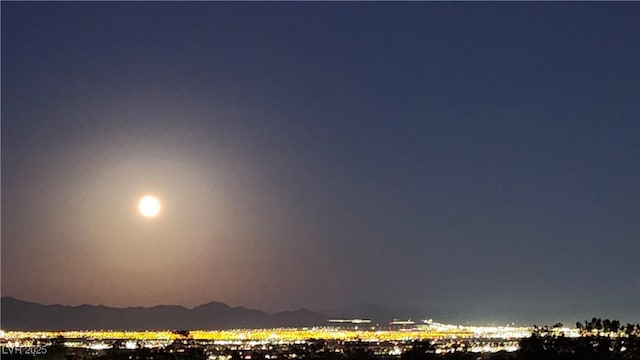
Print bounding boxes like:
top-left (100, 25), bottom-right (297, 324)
top-left (138, 195), bottom-right (161, 218)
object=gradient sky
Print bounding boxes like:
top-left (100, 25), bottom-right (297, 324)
top-left (2, 2), bottom-right (639, 324)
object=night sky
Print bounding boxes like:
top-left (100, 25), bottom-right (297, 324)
top-left (2, 2), bottom-right (639, 324)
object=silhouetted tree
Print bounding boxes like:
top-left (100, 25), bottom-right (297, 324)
top-left (610, 320), bottom-right (620, 334)
top-left (172, 330), bottom-right (191, 337)
top-left (518, 318), bottom-right (638, 360)
top-left (595, 318), bottom-right (603, 334)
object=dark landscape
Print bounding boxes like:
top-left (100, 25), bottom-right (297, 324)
top-left (2, 1), bottom-right (638, 360)
top-left (1, 297), bottom-right (328, 330)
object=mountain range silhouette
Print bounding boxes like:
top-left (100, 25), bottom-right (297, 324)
top-left (1, 297), bottom-right (330, 330)
top-left (2, 297), bottom-right (419, 331)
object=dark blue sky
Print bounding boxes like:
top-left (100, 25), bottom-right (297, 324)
top-left (2, 2), bottom-right (639, 324)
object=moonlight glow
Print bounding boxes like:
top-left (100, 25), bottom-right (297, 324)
top-left (138, 195), bottom-right (161, 218)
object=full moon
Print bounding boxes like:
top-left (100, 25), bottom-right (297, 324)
top-left (139, 195), bottom-right (161, 218)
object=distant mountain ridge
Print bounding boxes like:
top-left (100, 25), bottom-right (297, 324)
top-left (0, 297), bottom-right (329, 331)
top-left (7, 297), bottom-right (635, 330)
